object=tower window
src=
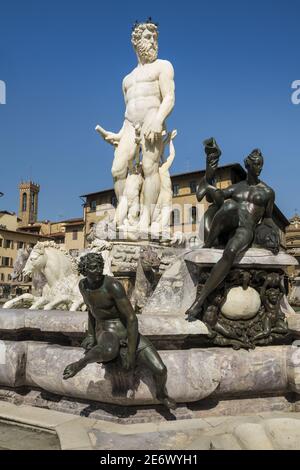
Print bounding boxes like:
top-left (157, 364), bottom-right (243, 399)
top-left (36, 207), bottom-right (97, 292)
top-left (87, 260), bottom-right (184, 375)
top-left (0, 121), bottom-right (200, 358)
top-left (31, 193), bottom-right (35, 212)
top-left (22, 193), bottom-right (27, 212)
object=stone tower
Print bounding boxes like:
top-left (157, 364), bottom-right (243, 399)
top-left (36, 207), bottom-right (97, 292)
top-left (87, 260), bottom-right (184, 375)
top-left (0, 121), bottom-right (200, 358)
top-left (18, 181), bottom-right (40, 226)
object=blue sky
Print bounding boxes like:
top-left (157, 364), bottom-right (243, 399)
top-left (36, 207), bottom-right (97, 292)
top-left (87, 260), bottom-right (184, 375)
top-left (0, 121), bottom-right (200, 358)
top-left (0, 0), bottom-right (299, 221)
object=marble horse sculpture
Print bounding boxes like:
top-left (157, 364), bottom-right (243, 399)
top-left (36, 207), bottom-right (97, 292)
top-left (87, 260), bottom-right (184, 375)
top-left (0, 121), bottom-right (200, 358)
top-left (3, 241), bottom-right (85, 311)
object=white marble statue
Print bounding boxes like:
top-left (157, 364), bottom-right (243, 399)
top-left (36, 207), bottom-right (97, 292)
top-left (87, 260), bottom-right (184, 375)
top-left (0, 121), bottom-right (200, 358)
top-left (96, 19), bottom-right (175, 232)
top-left (151, 129), bottom-right (177, 232)
top-left (121, 166), bottom-right (144, 228)
top-left (3, 242), bottom-right (85, 311)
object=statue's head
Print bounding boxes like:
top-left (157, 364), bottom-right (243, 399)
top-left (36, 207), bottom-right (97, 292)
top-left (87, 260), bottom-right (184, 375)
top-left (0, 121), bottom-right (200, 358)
top-left (266, 287), bottom-right (281, 305)
top-left (131, 18), bottom-right (158, 63)
top-left (78, 252), bottom-right (105, 282)
top-left (244, 149), bottom-right (264, 177)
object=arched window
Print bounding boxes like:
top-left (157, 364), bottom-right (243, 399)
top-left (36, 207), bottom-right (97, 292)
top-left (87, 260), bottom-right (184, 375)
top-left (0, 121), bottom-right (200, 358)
top-left (22, 193), bottom-right (27, 212)
top-left (171, 209), bottom-right (181, 226)
top-left (190, 206), bottom-right (197, 224)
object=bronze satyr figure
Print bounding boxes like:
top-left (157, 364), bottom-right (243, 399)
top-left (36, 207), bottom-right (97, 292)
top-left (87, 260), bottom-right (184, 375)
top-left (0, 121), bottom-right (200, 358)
top-left (63, 252), bottom-right (176, 410)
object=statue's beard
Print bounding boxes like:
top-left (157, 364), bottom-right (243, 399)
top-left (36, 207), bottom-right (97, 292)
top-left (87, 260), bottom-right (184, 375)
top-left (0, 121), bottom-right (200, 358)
top-left (136, 40), bottom-right (158, 63)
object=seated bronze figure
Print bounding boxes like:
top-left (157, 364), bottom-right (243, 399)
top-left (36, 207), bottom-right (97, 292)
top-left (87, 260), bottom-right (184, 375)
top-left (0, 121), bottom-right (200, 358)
top-left (186, 138), bottom-right (280, 322)
top-left (63, 252), bottom-right (176, 410)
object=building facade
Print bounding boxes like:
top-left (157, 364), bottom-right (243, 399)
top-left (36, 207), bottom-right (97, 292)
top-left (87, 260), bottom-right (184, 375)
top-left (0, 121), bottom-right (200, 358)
top-left (17, 182), bottom-right (85, 255)
top-left (286, 213), bottom-right (300, 278)
top-left (0, 211), bottom-right (50, 293)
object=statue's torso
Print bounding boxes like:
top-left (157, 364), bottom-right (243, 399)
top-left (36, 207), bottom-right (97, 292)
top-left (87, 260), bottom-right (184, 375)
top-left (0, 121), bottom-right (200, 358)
top-left (229, 181), bottom-right (273, 225)
top-left (123, 60), bottom-right (165, 124)
top-left (80, 278), bottom-right (127, 338)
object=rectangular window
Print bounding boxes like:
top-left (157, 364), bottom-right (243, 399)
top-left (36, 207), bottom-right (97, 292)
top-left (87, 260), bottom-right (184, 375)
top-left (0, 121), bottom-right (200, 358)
top-left (171, 210), bottom-right (181, 226)
top-left (190, 181), bottom-right (197, 194)
top-left (90, 200), bottom-right (97, 212)
top-left (4, 239), bottom-right (12, 249)
top-left (190, 206), bottom-right (197, 224)
top-left (0, 273), bottom-right (4, 281)
top-left (2, 257), bottom-right (10, 267)
top-left (0, 239), bottom-right (2, 247)
top-left (17, 242), bottom-right (24, 249)
top-left (172, 184), bottom-right (180, 196)
top-left (72, 230), bottom-right (78, 241)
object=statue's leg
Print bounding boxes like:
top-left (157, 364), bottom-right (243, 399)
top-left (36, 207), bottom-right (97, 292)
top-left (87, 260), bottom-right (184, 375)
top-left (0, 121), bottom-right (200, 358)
top-left (30, 297), bottom-right (50, 310)
top-left (271, 319), bottom-right (288, 335)
top-left (63, 331), bottom-right (119, 379)
top-left (127, 198), bottom-right (140, 226)
top-left (253, 316), bottom-right (272, 341)
top-left (138, 344), bottom-right (176, 410)
top-left (139, 115), bottom-right (164, 230)
top-left (186, 227), bottom-right (253, 321)
top-left (203, 204), bottom-right (220, 244)
top-left (204, 203), bottom-right (239, 248)
top-left (3, 293), bottom-right (34, 309)
top-left (70, 299), bottom-right (85, 312)
top-left (43, 296), bottom-right (70, 310)
top-left (116, 192), bottom-right (129, 227)
top-left (160, 204), bottom-right (172, 230)
top-left (111, 122), bottom-right (137, 225)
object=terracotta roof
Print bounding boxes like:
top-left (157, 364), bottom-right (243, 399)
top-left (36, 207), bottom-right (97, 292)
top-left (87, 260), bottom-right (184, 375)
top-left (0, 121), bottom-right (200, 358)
top-left (48, 232), bottom-right (65, 238)
top-left (0, 228), bottom-right (51, 238)
top-left (49, 217), bottom-right (84, 224)
top-left (63, 220), bottom-right (84, 226)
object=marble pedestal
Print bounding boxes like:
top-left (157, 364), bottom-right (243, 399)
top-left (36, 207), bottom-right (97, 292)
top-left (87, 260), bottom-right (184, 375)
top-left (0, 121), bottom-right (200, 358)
top-left (0, 247), bottom-right (298, 422)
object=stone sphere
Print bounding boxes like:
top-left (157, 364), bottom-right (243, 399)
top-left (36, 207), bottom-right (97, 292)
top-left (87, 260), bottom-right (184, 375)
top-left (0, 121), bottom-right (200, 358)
top-left (221, 286), bottom-right (261, 320)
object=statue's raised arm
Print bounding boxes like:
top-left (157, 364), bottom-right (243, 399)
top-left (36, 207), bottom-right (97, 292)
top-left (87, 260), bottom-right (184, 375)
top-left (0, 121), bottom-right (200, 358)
top-left (196, 137), bottom-right (224, 207)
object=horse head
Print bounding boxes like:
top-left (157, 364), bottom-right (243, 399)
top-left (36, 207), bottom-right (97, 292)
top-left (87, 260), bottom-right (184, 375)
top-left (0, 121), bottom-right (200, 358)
top-left (23, 242), bottom-right (46, 277)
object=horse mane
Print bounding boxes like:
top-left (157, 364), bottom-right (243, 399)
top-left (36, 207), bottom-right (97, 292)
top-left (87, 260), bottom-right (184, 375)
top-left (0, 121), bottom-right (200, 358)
top-left (35, 241), bottom-right (78, 275)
